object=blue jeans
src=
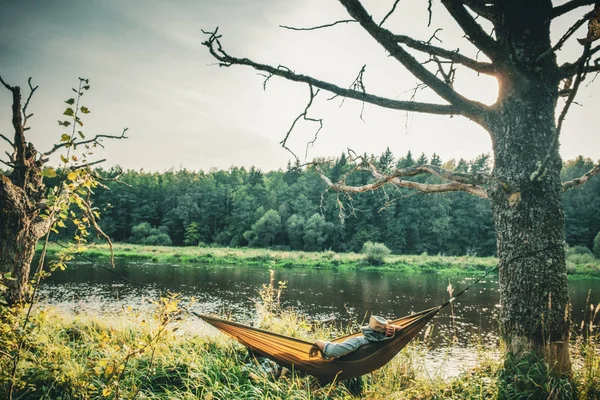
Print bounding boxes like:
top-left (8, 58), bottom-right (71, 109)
top-left (323, 336), bottom-right (369, 358)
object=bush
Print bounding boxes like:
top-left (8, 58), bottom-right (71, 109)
top-left (362, 241), bottom-right (391, 266)
top-left (566, 245), bottom-right (593, 256)
top-left (594, 231), bottom-right (600, 259)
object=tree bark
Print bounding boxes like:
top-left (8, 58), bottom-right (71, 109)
top-left (487, 0), bottom-right (570, 374)
top-left (0, 83), bottom-right (48, 306)
top-left (0, 176), bottom-right (38, 305)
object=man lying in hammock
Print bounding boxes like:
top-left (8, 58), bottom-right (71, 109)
top-left (309, 316), bottom-right (403, 359)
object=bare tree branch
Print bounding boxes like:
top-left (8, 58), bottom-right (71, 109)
top-left (379, 0), bottom-right (401, 27)
top-left (338, 0), bottom-right (489, 124)
top-left (562, 160), bottom-right (600, 191)
top-left (392, 33), bottom-right (496, 74)
top-left (22, 78), bottom-right (38, 127)
top-left (441, 0), bottom-right (503, 61)
top-left (70, 159), bottom-right (106, 170)
top-left (319, 155), bottom-right (490, 199)
top-left (461, 0), bottom-right (497, 21)
top-left (42, 128), bottom-right (128, 157)
top-left (320, 161), bottom-right (489, 198)
top-left (279, 84), bottom-right (323, 163)
top-left (280, 19), bottom-right (356, 31)
top-left (551, 0), bottom-right (596, 18)
top-left (202, 29), bottom-right (464, 117)
top-left (0, 133), bottom-right (14, 147)
top-left (532, 30), bottom-right (595, 181)
top-left (539, 8), bottom-right (598, 62)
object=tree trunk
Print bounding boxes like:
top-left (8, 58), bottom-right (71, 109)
top-left (485, 0), bottom-right (571, 374)
top-left (488, 84), bottom-right (570, 374)
top-left (0, 82), bottom-right (50, 306)
top-left (0, 174), bottom-right (46, 306)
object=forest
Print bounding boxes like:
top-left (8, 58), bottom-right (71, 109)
top-left (47, 151), bottom-right (600, 256)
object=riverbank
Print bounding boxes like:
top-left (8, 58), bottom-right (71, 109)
top-left (41, 242), bottom-right (600, 278)
top-left (1, 302), bottom-right (598, 399)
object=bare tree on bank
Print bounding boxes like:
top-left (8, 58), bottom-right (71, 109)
top-left (0, 77), bottom-right (126, 306)
top-left (203, 0), bottom-right (600, 374)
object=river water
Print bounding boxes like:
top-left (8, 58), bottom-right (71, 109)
top-left (39, 262), bottom-right (600, 377)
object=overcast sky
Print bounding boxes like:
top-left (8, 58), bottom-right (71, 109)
top-left (1, 0), bottom-right (598, 172)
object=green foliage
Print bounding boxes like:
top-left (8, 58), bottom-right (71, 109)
top-left (244, 209), bottom-right (281, 247)
top-left (183, 222), bottom-right (201, 246)
top-left (43, 153), bottom-right (600, 258)
top-left (362, 241), bottom-right (391, 266)
top-left (130, 222), bottom-right (172, 246)
top-left (302, 213), bottom-right (334, 251)
top-left (594, 231), bottom-right (600, 259)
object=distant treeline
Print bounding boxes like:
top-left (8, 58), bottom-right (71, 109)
top-left (47, 151), bottom-right (600, 256)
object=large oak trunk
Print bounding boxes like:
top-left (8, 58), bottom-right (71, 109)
top-left (486, 0), bottom-right (571, 373)
top-left (488, 87), bottom-right (570, 373)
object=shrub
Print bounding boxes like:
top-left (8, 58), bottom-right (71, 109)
top-left (362, 241), bottom-right (391, 266)
top-left (566, 245), bottom-right (593, 256)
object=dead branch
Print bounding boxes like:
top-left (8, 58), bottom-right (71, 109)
top-left (202, 29), bottom-right (465, 117)
top-left (461, 0), bottom-right (497, 21)
top-left (440, 0), bottom-right (503, 61)
top-left (562, 160), bottom-right (600, 191)
top-left (319, 154), bottom-right (490, 199)
top-left (22, 78), bottom-right (38, 127)
top-left (392, 33), bottom-right (496, 74)
top-left (320, 163), bottom-right (489, 198)
top-left (279, 84), bottom-right (322, 163)
top-left (70, 159), bottom-right (106, 170)
top-left (280, 19), bottom-right (356, 31)
top-left (0, 133), bottom-right (13, 147)
top-left (532, 31), bottom-right (594, 181)
top-left (551, 0), bottom-right (596, 18)
top-left (379, 0), bottom-right (401, 27)
top-left (338, 0), bottom-right (489, 124)
top-left (539, 8), bottom-right (598, 62)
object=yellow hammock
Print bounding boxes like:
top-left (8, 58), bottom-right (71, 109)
top-left (193, 306), bottom-right (441, 383)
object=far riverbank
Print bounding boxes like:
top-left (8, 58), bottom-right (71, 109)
top-left (40, 243), bottom-right (600, 278)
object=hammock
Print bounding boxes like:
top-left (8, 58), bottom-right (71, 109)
top-left (193, 306), bottom-right (441, 382)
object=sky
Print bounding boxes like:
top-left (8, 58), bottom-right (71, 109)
top-left (0, 0), bottom-right (598, 172)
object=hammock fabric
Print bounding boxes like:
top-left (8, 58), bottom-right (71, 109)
top-left (195, 306), bottom-right (441, 382)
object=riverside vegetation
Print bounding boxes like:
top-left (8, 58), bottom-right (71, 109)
top-left (1, 272), bottom-right (599, 399)
top-left (42, 241), bottom-right (600, 278)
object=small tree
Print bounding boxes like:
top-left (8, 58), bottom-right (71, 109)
top-left (183, 222), bottom-right (201, 246)
top-left (0, 76), bottom-right (126, 305)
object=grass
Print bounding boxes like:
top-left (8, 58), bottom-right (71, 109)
top-left (39, 242), bottom-right (600, 278)
top-left (1, 274), bottom-right (599, 399)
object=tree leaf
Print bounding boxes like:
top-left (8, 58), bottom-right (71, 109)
top-left (42, 168), bottom-right (57, 178)
top-left (67, 171), bottom-right (77, 181)
top-left (61, 134), bottom-right (71, 142)
top-left (60, 155), bottom-right (68, 164)
top-left (78, 131), bottom-right (85, 139)
top-left (58, 120), bottom-right (71, 127)
top-left (65, 98), bottom-right (75, 105)
top-left (63, 108), bottom-right (74, 117)
top-left (80, 106), bottom-right (90, 114)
